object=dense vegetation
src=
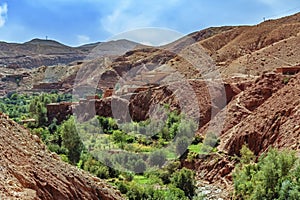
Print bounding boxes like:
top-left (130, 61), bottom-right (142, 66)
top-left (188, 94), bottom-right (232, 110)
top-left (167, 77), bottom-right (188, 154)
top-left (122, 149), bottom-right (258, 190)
top-left (2, 92), bottom-right (300, 199)
top-left (0, 92), bottom-right (72, 123)
top-left (233, 146), bottom-right (300, 199)
top-left (0, 92), bottom-right (207, 199)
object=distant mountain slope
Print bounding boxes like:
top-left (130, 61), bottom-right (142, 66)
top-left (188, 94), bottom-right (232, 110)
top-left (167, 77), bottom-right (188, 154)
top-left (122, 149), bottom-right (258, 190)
top-left (0, 39), bottom-right (140, 69)
top-left (83, 39), bottom-right (141, 59)
top-left (6, 12), bottom-right (300, 94)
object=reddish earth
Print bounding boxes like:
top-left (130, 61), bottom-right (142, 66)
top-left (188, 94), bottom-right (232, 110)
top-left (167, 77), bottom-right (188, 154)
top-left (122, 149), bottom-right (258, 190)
top-left (179, 72), bottom-right (300, 198)
top-left (221, 73), bottom-right (300, 156)
top-left (194, 12), bottom-right (300, 77)
top-left (0, 113), bottom-right (124, 200)
top-left (72, 78), bottom-right (242, 125)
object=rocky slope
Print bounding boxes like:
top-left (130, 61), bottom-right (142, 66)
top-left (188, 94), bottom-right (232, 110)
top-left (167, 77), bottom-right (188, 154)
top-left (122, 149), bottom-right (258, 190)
top-left (194, 12), bottom-right (300, 76)
top-left (73, 78), bottom-right (242, 126)
top-left (0, 113), bottom-right (123, 200)
top-left (220, 73), bottom-right (300, 156)
top-left (3, 12), bottom-right (300, 95)
top-left (54, 12), bottom-right (300, 94)
top-left (92, 12), bottom-right (300, 79)
top-left (181, 72), bottom-right (300, 199)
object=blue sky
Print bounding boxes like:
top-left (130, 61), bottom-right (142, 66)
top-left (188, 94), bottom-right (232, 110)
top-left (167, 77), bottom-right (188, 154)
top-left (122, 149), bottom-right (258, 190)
top-left (0, 0), bottom-right (300, 46)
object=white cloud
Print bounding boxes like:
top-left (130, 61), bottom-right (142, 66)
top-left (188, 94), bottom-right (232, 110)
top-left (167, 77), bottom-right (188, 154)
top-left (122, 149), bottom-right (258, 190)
top-left (109, 28), bottom-right (183, 46)
top-left (77, 35), bottom-right (90, 45)
top-left (0, 3), bottom-right (7, 28)
top-left (101, 0), bottom-right (154, 34)
top-left (100, 0), bottom-right (181, 35)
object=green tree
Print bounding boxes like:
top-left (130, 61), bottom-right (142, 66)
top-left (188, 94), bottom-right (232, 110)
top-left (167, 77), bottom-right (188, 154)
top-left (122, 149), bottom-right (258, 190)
top-left (134, 159), bottom-right (147, 174)
top-left (36, 102), bottom-right (48, 126)
top-left (233, 147), bottom-right (300, 200)
top-left (112, 130), bottom-right (126, 149)
top-left (175, 136), bottom-right (189, 156)
top-left (60, 116), bottom-right (83, 164)
top-left (149, 150), bottom-right (167, 167)
top-left (171, 168), bottom-right (196, 199)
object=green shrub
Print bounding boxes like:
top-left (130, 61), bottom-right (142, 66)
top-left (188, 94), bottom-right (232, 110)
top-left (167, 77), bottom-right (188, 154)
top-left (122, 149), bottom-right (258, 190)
top-left (233, 147), bottom-right (300, 200)
top-left (122, 172), bottom-right (134, 182)
top-left (165, 186), bottom-right (188, 200)
top-left (80, 153), bottom-right (110, 179)
top-left (98, 116), bottom-right (118, 134)
top-left (187, 151), bottom-right (199, 161)
top-left (126, 182), bottom-right (147, 200)
top-left (192, 135), bottom-right (204, 145)
top-left (134, 159), bottom-right (147, 174)
top-left (115, 181), bottom-right (128, 194)
top-left (112, 130), bottom-right (126, 147)
top-left (282, 77), bottom-right (290, 85)
top-left (203, 132), bottom-right (219, 147)
top-left (171, 168), bottom-right (196, 199)
top-left (59, 154), bottom-right (69, 163)
top-left (95, 165), bottom-right (109, 179)
top-left (149, 150), bottom-right (167, 167)
top-left (60, 116), bottom-right (83, 164)
top-left (175, 136), bottom-right (190, 156)
top-left (47, 143), bottom-right (67, 155)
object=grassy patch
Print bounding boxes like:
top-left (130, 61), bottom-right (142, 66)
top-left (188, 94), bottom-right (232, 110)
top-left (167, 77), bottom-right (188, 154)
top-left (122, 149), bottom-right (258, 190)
top-left (134, 175), bottom-right (151, 184)
top-left (166, 151), bottom-right (177, 160)
top-left (188, 143), bottom-right (203, 153)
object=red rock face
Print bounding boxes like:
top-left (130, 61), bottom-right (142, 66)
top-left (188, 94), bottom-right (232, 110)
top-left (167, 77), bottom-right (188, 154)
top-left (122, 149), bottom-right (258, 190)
top-left (198, 73), bottom-right (285, 137)
top-left (47, 103), bottom-right (74, 124)
top-left (221, 73), bottom-right (300, 156)
top-left (0, 114), bottom-right (124, 200)
top-left (182, 73), bottom-right (300, 192)
top-left (72, 79), bottom-right (242, 126)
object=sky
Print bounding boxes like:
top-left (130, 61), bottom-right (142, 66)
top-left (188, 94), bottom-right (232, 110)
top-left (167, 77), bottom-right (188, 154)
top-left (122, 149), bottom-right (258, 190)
top-left (0, 0), bottom-right (300, 46)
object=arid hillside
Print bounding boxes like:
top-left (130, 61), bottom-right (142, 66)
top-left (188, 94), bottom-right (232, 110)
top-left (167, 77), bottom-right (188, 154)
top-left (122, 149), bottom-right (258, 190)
top-left (0, 39), bottom-right (139, 69)
top-left (0, 113), bottom-right (123, 200)
top-left (2, 12), bottom-right (300, 95)
top-left (195, 12), bottom-right (300, 76)
top-left (220, 73), bottom-right (300, 155)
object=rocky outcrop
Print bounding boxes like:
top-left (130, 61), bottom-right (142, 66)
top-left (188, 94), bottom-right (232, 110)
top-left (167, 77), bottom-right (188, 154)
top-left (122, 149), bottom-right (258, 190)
top-left (47, 102), bottom-right (74, 124)
top-left (221, 73), bottom-right (300, 156)
top-left (198, 73), bottom-right (285, 137)
top-left (72, 78), bottom-right (242, 126)
top-left (0, 113), bottom-right (124, 200)
top-left (183, 73), bottom-right (299, 194)
top-left (33, 82), bottom-right (63, 91)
